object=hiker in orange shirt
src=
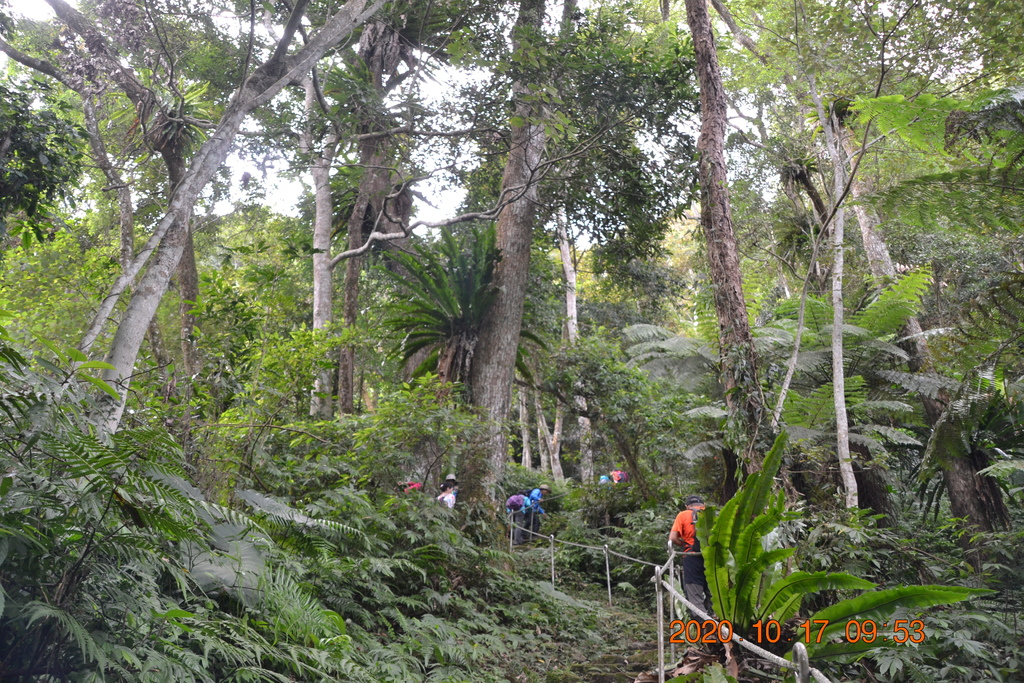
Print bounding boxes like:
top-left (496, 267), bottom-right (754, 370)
top-left (669, 495), bottom-right (714, 615)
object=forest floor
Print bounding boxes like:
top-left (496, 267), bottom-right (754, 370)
top-left (506, 544), bottom-right (665, 683)
top-left (520, 589), bottom-right (661, 683)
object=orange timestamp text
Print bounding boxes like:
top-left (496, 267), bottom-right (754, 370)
top-left (668, 618), bottom-right (927, 645)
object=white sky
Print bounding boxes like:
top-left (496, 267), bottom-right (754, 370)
top-left (8, 0), bottom-right (56, 21)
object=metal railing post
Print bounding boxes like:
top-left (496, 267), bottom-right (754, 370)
top-left (668, 562), bottom-right (676, 664)
top-left (509, 512), bottom-right (514, 551)
top-left (655, 566), bottom-right (665, 683)
top-left (603, 544), bottom-right (612, 606)
top-left (793, 642), bottom-right (810, 683)
top-left (550, 534), bottom-right (556, 585)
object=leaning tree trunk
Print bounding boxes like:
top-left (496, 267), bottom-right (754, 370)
top-left (683, 0), bottom-right (764, 469)
top-left (469, 0), bottom-right (547, 500)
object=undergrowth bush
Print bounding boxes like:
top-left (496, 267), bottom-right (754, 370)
top-left (0, 337), bottom-right (603, 682)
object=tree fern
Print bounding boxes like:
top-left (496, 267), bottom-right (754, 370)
top-left (850, 268), bottom-right (932, 337)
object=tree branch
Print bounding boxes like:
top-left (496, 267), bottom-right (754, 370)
top-left (271, 0), bottom-right (312, 62)
top-left (353, 125), bottom-right (497, 141)
top-left (709, 0), bottom-right (767, 63)
top-left (0, 38), bottom-right (74, 88)
top-left (42, 0), bottom-right (152, 105)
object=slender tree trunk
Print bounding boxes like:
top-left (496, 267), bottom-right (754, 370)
top-left (145, 315), bottom-right (172, 397)
top-left (557, 218), bottom-right (593, 482)
top-left (536, 391), bottom-right (551, 475)
top-left (683, 0), bottom-right (764, 467)
top-left (829, 201), bottom-right (856, 508)
top-left (810, 84), bottom-right (858, 508)
top-left (469, 0), bottom-right (547, 499)
top-left (82, 97), bottom-right (134, 269)
top-left (840, 134), bottom-right (896, 280)
top-left (518, 386), bottom-right (533, 469)
top-left (337, 21), bottom-right (407, 415)
top-left (177, 229), bottom-right (199, 380)
top-left (301, 78), bottom-right (339, 419)
top-left (550, 406), bottom-right (565, 483)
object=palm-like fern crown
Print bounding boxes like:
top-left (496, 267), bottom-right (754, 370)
top-left (381, 226), bottom-right (501, 382)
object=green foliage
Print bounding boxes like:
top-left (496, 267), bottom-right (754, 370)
top-left (697, 433), bottom-right (988, 667)
top-left (849, 268), bottom-right (933, 337)
top-left (0, 79), bottom-right (83, 244)
top-left (0, 353), bottom-right (356, 680)
top-left (545, 333), bottom-right (702, 495)
top-left (380, 225), bottom-right (500, 385)
top-left (0, 335), bottom-right (604, 682)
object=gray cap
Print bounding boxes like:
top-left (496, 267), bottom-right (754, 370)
top-left (685, 495), bottom-right (703, 506)
top-left (445, 473), bottom-right (457, 481)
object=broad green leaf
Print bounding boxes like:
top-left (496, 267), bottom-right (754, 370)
top-left (35, 336), bottom-right (68, 364)
top-left (76, 360), bottom-right (116, 371)
top-left (80, 374), bottom-right (121, 400)
top-left (807, 585), bottom-right (991, 657)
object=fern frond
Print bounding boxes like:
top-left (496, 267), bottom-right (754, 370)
top-left (621, 323), bottom-right (674, 344)
top-left (876, 370), bottom-right (959, 399)
top-left (850, 269), bottom-right (932, 337)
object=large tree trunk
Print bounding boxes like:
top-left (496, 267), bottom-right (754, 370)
top-left (81, 0), bottom-right (384, 432)
top-left (469, 0), bottom-right (547, 500)
top-left (927, 407), bottom-right (1010, 572)
top-left (683, 0), bottom-right (764, 468)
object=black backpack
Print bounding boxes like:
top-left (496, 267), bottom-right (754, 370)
top-left (685, 508), bottom-right (701, 553)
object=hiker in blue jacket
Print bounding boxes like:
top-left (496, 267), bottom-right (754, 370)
top-left (524, 484), bottom-right (550, 540)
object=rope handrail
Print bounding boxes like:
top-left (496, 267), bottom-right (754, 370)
top-left (504, 512), bottom-right (835, 683)
top-left (658, 577), bottom-right (833, 683)
top-left (513, 522), bottom-right (697, 566)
